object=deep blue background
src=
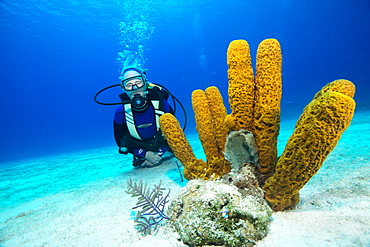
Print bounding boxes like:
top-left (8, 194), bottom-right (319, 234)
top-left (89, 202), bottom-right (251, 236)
top-left (1, 0), bottom-right (369, 162)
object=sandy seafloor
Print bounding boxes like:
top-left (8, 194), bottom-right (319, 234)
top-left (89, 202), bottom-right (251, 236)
top-left (1, 110), bottom-right (369, 247)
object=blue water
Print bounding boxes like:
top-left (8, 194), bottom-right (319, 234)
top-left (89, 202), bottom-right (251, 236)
top-left (1, 0), bottom-right (369, 162)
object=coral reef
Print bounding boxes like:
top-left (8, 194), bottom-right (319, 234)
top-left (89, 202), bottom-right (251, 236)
top-left (167, 128), bottom-right (271, 246)
top-left (263, 83), bottom-right (356, 211)
top-left (160, 38), bottom-right (357, 247)
top-left (161, 38), bottom-right (356, 215)
top-left (168, 170), bottom-right (272, 246)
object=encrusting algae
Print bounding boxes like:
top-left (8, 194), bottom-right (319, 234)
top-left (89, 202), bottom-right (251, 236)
top-left (159, 38), bottom-right (356, 245)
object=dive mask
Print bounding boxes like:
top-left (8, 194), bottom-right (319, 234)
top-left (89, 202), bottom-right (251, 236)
top-left (121, 76), bottom-right (146, 91)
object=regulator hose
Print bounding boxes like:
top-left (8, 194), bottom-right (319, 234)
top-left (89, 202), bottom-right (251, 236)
top-left (94, 83), bottom-right (188, 131)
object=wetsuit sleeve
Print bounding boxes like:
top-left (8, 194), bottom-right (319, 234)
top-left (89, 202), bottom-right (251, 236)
top-left (113, 106), bottom-right (126, 147)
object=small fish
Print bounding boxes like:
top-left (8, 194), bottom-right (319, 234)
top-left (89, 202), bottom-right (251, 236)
top-left (137, 123), bottom-right (152, 128)
top-left (220, 207), bottom-right (229, 218)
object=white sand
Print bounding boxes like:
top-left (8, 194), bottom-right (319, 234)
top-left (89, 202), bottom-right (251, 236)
top-left (0, 110), bottom-right (369, 247)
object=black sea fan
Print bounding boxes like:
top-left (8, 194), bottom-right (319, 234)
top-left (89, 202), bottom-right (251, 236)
top-left (126, 178), bottom-right (170, 235)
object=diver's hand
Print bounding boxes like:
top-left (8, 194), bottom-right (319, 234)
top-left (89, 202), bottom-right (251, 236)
top-left (140, 160), bottom-right (155, 167)
top-left (145, 151), bottom-right (162, 165)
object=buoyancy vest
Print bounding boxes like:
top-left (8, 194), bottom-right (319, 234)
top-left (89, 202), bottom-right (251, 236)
top-left (119, 86), bottom-right (169, 141)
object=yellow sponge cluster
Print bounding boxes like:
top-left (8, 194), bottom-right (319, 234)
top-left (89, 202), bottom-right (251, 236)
top-left (160, 39), bottom-right (356, 212)
top-left (160, 86), bottom-right (230, 180)
top-left (194, 87), bottom-right (230, 177)
top-left (225, 38), bottom-right (282, 182)
top-left (263, 80), bottom-right (356, 211)
top-left (161, 39), bottom-right (282, 181)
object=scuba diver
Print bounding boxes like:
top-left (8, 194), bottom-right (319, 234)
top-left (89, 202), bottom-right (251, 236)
top-left (113, 68), bottom-right (175, 167)
top-left (94, 66), bottom-right (186, 168)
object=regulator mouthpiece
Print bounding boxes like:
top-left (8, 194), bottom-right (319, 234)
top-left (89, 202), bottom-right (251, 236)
top-left (132, 94), bottom-right (148, 111)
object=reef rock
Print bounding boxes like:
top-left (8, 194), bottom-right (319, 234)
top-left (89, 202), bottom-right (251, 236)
top-left (168, 169), bottom-right (272, 246)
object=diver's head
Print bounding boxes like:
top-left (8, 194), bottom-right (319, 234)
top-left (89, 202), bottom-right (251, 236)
top-left (121, 68), bottom-right (149, 111)
top-left (120, 68), bottom-right (148, 98)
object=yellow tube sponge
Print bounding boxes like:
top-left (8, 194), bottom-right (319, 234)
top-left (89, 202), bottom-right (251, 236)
top-left (159, 113), bottom-right (207, 180)
top-left (160, 88), bottom-right (230, 180)
top-left (225, 40), bottom-right (255, 131)
top-left (192, 88), bottom-right (231, 178)
top-left (192, 89), bottom-right (220, 161)
top-left (205, 86), bottom-right (229, 154)
top-left (263, 90), bottom-right (356, 211)
top-left (254, 38), bottom-right (282, 180)
top-left (298, 79), bottom-right (356, 127)
top-left (313, 79), bottom-right (356, 99)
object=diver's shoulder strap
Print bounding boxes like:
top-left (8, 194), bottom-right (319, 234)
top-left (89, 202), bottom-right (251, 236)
top-left (124, 103), bottom-right (142, 140)
top-left (144, 86), bottom-right (167, 131)
top-left (151, 100), bottom-right (165, 132)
